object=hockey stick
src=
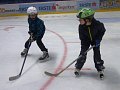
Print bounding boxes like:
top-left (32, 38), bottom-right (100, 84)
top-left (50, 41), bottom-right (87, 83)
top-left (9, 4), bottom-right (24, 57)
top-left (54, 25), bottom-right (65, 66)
top-left (44, 45), bottom-right (96, 77)
top-left (9, 39), bottom-right (32, 81)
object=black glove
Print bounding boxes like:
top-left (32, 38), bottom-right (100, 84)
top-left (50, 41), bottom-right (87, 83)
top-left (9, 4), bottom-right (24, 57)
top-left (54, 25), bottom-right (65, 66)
top-left (95, 40), bottom-right (100, 47)
top-left (28, 31), bottom-right (33, 35)
top-left (29, 34), bottom-right (35, 42)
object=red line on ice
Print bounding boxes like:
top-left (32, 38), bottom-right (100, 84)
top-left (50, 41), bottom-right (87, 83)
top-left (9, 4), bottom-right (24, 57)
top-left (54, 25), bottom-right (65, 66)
top-left (40, 29), bottom-right (68, 90)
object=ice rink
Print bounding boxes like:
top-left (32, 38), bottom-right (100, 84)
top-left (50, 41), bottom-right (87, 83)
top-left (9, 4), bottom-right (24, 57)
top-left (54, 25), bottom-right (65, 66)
top-left (0, 11), bottom-right (120, 90)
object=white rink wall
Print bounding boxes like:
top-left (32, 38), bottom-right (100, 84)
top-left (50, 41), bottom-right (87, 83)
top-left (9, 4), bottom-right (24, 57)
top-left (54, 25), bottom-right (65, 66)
top-left (0, 0), bottom-right (120, 16)
top-left (95, 11), bottom-right (120, 18)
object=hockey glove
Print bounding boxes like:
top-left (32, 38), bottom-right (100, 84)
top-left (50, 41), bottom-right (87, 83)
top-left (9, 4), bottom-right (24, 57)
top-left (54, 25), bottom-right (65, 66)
top-left (29, 35), bottom-right (35, 42)
top-left (28, 31), bottom-right (34, 36)
top-left (95, 40), bottom-right (100, 47)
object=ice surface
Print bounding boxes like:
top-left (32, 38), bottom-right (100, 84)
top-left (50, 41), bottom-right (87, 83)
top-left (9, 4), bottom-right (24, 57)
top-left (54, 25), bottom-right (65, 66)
top-left (0, 11), bottom-right (120, 90)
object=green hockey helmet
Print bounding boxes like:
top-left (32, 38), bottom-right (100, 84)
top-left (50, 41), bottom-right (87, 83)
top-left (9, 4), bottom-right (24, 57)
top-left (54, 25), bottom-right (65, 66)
top-left (76, 8), bottom-right (95, 19)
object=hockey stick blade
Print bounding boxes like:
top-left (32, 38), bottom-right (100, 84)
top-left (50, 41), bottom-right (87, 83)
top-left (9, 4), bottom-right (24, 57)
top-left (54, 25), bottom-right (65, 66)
top-left (9, 41), bottom-right (32, 81)
top-left (9, 75), bottom-right (21, 81)
top-left (44, 71), bottom-right (58, 77)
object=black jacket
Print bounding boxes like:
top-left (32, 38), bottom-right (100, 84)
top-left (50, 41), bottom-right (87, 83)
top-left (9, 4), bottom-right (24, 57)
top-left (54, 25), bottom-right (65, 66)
top-left (28, 17), bottom-right (45, 39)
top-left (79, 18), bottom-right (106, 45)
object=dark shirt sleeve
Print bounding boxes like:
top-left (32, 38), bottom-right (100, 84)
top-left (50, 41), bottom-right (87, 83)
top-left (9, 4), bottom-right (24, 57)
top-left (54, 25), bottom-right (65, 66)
top-left (79, 25), bottom-right (84, 40)
top-left (96, 23), bottom-right (106, 41)
top-left (79, 25), bottom-right (89, 45)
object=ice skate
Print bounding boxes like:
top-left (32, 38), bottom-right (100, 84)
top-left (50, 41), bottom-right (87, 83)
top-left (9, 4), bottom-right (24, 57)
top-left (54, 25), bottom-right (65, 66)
top-left (97, 65), bottom-right (105, 80)
top-left (39, 51), bottom-right (49, 61)
top-left (21, 48), bottom-right (28, 56)
top-left (74, 68), bottom-right (80, 77)
top-left (98, 70), bottom-right (104, 80)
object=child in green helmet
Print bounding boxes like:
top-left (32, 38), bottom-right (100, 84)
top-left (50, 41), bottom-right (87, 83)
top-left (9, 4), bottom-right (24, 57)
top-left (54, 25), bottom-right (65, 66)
top-left (75, 8), bottom-right (106, 79)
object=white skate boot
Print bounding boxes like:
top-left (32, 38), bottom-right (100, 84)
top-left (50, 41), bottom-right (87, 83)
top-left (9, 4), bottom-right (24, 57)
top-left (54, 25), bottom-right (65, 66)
top-left (98, 65), bottom-right (105, 80)
top-left (39, 51), bottom-right (49, 61)
top-left (98, 70), bottom-right (104, 80)
top-left (74, 68), bottom-right (80, 76)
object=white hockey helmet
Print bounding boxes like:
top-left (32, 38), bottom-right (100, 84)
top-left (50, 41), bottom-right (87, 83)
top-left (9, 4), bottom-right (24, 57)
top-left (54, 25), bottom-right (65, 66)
top-left (27, 6), bottom-right (38, 15)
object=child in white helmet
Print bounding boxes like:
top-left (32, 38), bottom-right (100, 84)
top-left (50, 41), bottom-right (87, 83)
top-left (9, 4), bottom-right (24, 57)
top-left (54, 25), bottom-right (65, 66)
top-left (21, 6), bottom-right (49, 60)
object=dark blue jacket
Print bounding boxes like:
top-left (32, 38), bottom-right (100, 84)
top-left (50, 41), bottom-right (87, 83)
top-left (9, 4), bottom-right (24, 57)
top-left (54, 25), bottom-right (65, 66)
top-left (28, 17), bottom-right (45, 39)
top-left (79, 18), bottom-right (106, 45)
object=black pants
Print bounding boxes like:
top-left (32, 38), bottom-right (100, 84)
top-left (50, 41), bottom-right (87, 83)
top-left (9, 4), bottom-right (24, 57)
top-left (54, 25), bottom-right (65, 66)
top-left (24, 37), bottom-right (48, 52)
top-left (75, 44), bottom-right (104, 71)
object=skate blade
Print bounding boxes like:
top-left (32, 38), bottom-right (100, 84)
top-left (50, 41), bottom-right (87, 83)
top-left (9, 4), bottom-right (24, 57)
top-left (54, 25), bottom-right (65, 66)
top-left (100, 75), bottom-right (104, 80)
top-left (38, 57), bottom-right (50, 63)
top-left (100, 77), bottom-right (104, 80)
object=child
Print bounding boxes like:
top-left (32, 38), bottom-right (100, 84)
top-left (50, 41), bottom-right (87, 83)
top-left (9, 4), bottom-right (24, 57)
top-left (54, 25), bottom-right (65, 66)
top-left (74, 8), bottom-right (106, 79)
top-left (21, 6), bottom-right (49, 60)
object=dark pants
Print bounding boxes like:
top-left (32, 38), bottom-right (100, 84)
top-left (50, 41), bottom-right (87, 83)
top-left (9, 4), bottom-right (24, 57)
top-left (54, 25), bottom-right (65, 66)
top-left (75, 44), bottom-right (104, 71)
top-left (24, 37), bottom-right (48, 52)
